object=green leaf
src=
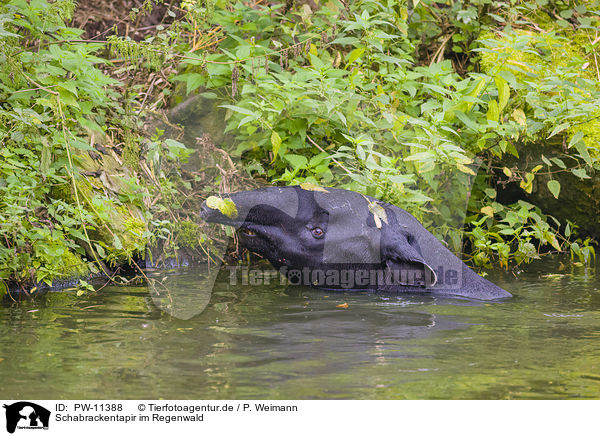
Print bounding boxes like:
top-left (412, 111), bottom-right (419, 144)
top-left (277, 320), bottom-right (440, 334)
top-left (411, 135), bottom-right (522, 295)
top-left (94, 243), bottom-right (106, 258)
top-left (551, 157), bottom-right (566, 169)
top-left (498, 70), bottom-right (517, 88)
top-left (571, 168), bottom-right (590, 179)
top-left (185, 73), bottom-right (205, 94)
top-left (40, 137), bottom-right (51, 174)
top-left (469, 77), bottom-right (487, 103)
top-left (494, 75), bottom-right (510, 112)
top-left (346, 48), bottom-right (365, 67)
top-left (547, 123), bottom-right (569, 139)
top-left (309, 53), bottom-right (325, 69)
top-left (574, 141), bottom-right (592, 166)
top-left (568, 131), bottom-right (584, 148)
top-left (219, 105), bottom-right (256, 116)
top-left (284, 154), bottom-right (308, 170)
top-left (388, 174), bottom-right (414, 184)
top-left (238, 114), bottom-right (259, 127)
top-left (547, 180), bottom-right (560, 199)
top-left (541, 155), bottom-right (552, 166)
top-left (455, 111), bottom-right (480, 131)
top-left (58, 81), bottom-right (79, 97)
top-left (484, 188), bottom-right (497, 199)
top-left (113, 234), bottom-right (123, 250)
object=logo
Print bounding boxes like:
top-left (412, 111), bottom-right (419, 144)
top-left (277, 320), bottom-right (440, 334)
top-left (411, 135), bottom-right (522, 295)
top-left (3, 402), bottom-right (50, 434)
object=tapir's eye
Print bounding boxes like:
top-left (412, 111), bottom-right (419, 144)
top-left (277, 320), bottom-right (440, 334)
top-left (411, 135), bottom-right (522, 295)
top-left (311, 227), bottom-right (325, 239)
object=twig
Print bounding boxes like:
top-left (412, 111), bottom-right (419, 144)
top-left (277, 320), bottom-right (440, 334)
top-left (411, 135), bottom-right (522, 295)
top-left (306, 135), bottom-right (353, 176)
top-left (429, 32), bottom-right (454, 66)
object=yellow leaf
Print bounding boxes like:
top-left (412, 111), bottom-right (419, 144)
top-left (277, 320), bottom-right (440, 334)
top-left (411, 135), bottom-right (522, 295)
top-left (373, 214), bottom-right (382, 229)
top-left (270, 130), bottom-right (281, 162)
top-left (457, 163), bottom-right (476, 175)
top-left (367, 200), bottom-right (388, 228)
top-left (531, 165), bottom-right (543, 174)
top-left (333, 51), bottom-right (342, 68)
top-left (507, 59), bottom-right (535, 73)
top-left (480, 206), bottom-right (494, 217)
top-left (519, 173), bottom-right (534, 194)
top-left (549, 235), bottom-right (561, 252)
top-left (206, 196), bottom-right (239, 219)
top-left (519, 180), bottom-right (531, 193)
top-left (495, 75), bottom-right (510, 112)
top-left (486, 99), bottom-right (499, 122)
top-left (299, 182), bottom-right (329, 192)
top-left (541, 273), bottom-right (565, 279)
top-left (503, 167), bottom-right (513, 177)
top-left (512, 108), bottom-right (526, 126)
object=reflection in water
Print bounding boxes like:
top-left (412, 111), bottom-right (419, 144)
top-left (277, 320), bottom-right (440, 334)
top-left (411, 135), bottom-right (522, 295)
top-left (0, 257), bottom-right (599, 399)
top-left (147, 268), bottom-right (215, 320)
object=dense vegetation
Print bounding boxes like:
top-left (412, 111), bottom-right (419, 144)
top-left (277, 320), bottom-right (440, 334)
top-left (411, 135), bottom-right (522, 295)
top-left (1, 0), bottom-right (599, 295)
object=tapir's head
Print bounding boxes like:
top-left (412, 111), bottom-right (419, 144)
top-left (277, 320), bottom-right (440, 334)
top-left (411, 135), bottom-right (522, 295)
top-left (200, 185), bottom-right (439, 288)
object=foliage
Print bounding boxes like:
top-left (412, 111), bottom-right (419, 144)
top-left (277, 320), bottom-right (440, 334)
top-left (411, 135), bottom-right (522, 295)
top-left (170, 0), bottom-right (599, 267)
top-left (0, 0), bottom-right (190, 288)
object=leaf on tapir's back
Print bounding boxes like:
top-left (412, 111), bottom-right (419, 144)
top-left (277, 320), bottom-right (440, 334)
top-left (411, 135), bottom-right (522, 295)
top-left (299, 182), bottom-right (329, 192)
top-left (367, 201), bottom-right (388, 229)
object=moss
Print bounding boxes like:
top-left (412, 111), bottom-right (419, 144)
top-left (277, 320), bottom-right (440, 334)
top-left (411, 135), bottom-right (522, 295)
top-left (479, 29), bottom-right (594, 81)
top-left (60, 151), bottom-right (150, 267)
top-left (174, 220), bottom-right (205, 249)
top-left (122, 131), bottom-right (141, 171)
top-left (89, 202), bottom-right (148, 265)
top-left (61, 248), bottom-right (90, 277)
top-left (121, 213), bottom-right (148, 255)
top-left (480, 25), bottom-right (600, 151)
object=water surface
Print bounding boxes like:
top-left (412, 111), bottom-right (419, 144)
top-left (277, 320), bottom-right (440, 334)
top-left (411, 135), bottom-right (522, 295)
top-left (1, 257), bottom-right (599, 399)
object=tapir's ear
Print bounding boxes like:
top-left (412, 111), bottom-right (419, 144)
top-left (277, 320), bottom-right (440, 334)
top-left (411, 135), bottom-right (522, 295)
top-left (382, 230), bottom-right (437, 287)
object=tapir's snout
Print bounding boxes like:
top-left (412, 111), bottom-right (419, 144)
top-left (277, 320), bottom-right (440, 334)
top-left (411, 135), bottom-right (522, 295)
top-left (199, 195), bottom-right (241, 226)
top-left (199, 201), bottom-right (216, 221)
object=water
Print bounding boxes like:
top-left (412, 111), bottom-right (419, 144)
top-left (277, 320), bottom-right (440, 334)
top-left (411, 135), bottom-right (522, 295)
top-left (1, 257), bottom-right (599, 399)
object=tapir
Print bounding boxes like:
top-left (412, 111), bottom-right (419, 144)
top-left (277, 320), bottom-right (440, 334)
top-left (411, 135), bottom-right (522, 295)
top-left (200, 185), bottom-right (511, 300)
